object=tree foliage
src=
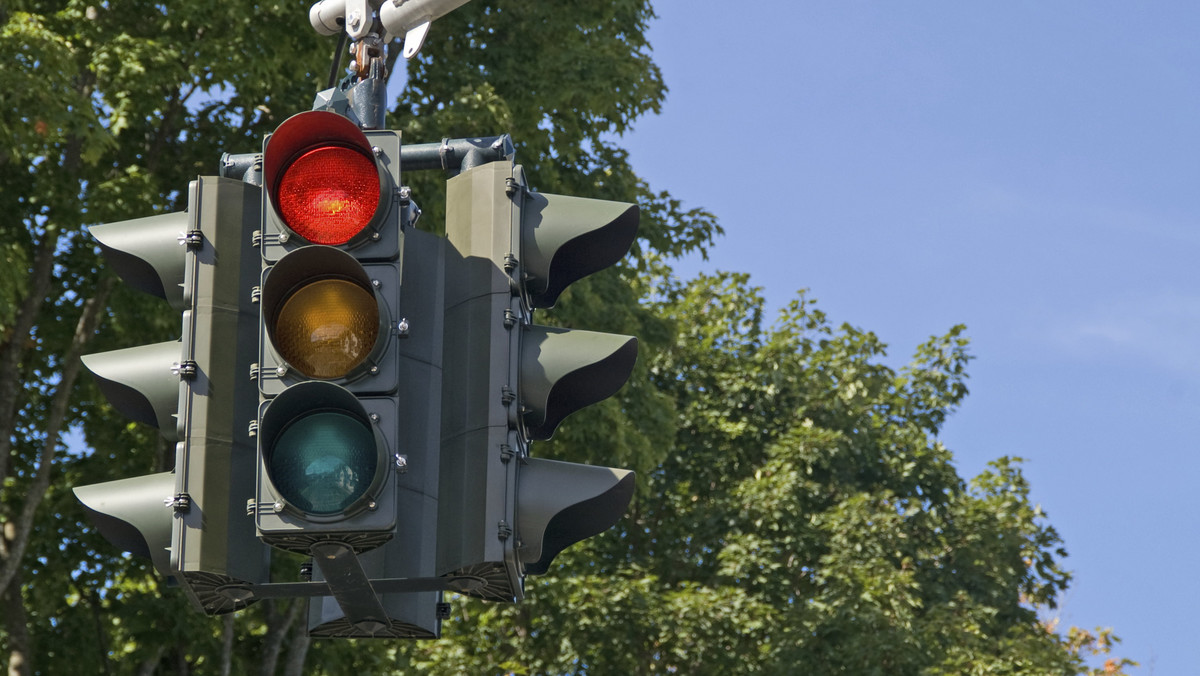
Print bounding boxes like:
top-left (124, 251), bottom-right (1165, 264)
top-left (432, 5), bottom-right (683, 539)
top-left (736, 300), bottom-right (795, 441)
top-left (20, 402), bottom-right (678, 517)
top-left (0, 0), bottom-right (1129, 674)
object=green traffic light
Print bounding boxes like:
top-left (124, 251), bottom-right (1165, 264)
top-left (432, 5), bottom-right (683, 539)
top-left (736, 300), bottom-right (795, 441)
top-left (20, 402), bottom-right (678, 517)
top-left (271, 411), bottom-right (377, 515)
top-left (257, 380), bottom-right (393, 536)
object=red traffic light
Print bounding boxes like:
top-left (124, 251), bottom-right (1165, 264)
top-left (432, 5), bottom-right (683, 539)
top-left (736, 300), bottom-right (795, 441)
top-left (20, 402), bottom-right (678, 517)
top-left (264, 111), bottom-right (387, 247)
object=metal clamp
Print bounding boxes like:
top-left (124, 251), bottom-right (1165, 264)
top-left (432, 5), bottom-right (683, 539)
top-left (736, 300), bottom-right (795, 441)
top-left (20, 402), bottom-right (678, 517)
top-left (178, 230), bottom-right (203, 249)
top-left (172, 360), bottom-right (198, 380)
top-left (165, 494), bottom-right (191, 512)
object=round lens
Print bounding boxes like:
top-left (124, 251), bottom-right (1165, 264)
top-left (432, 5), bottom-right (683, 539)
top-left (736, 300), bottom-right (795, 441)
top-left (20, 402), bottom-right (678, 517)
top-left (273, 279), bottom-right (379, 379)
top-left (276, 146), bottom-right (380, 245)
top-left (270, 411), bottom-right (376, 515)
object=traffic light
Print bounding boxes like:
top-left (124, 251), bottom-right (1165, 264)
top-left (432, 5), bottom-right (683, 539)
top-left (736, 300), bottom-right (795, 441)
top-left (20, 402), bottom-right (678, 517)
top-left (254, 110), bottom-right (400, 550)
top-left (253, 110), bottom-right (442, 637)
top-left (74, 177), bottom-right (268, 614)
top-left (438, 160), bottom-right (639, 602)
top-left (72, 112), bottom-right (639, 630)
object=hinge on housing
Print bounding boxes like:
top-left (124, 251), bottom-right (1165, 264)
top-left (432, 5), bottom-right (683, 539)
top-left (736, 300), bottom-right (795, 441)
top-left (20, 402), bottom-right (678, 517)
top-left (249, 363), bottom-right (260, 381)
top-left (178, 230), bottom-right (203, 249)
top-left (165, 493), bottom-right (191, 512)
top-left (497, 521), bottom-right (512, 541)
top-left (504, 176), bottom-right (520, 197)
top-left (251, 229), bottom-right (263, 248)
top-left (499, 444), bottom-right (514, 463)
top-left (247, 419), bottom-right (259, 437)
top-left (172, 360), bottom-right (198, 380)
top-left (503, 253), bottom-right (518, 273)
top-left (500, 386), bottom-right (516, 406)
top-left (250, 285), bottom-right (261, 304)
top-left (503, 309), bottom-right (518, 328)
top-left (436, 602), bottom-right (452, 620)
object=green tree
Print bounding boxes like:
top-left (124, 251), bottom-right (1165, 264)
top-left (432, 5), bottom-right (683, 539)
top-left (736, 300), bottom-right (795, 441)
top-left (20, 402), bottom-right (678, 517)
top-left (0, 1), bottom-right (1128, 674)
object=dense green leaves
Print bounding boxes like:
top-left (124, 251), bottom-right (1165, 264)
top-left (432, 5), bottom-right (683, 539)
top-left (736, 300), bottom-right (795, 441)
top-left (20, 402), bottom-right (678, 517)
top-left (0, 0), bottom-right (1128, 674)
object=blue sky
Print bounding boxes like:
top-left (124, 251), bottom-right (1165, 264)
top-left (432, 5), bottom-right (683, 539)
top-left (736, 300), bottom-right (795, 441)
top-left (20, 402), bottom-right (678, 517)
top-left (617, 2), bottom-right (1200, 672)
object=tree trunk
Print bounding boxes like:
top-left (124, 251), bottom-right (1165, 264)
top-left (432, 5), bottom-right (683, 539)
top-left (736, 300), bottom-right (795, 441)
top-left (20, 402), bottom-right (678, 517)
top-left (135, 646), bottom-right (166, 676)
top-left (281, 617), bottom-right (311, 676)
top-left (3, 570), bottom-right (29, 676)
top-left (259, 598), bottom-right (305, 676)
top-left (219, 613), bottom-right (235, 676)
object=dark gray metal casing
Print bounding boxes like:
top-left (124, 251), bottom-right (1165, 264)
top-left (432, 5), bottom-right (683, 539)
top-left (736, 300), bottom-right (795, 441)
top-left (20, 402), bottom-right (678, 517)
top-left (438, 161), bottom-right (523, 601)
top-left (437, 161), bottom-right (640, 603)
top-left (75, 177), bottom-right (271, 615)
top-left (173, 177), bottom-right (272, 613)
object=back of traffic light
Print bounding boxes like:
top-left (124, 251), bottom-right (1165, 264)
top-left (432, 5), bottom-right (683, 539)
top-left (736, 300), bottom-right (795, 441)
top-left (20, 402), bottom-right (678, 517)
top-left (438, 160), bottom-right (639, 602)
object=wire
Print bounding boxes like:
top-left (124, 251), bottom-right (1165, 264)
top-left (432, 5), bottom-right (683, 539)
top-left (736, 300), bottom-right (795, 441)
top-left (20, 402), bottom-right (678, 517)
top-left (327, 31), bottom-right (348, 88)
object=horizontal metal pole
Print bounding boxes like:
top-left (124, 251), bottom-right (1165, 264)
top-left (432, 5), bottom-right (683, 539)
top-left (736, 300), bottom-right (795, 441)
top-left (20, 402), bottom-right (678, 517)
top-left (216, 133), bottom-right (513, 186)
top-left (238, 574), bottom-right (485, 600)
top-left (401, 134), bottom-right (514, 174)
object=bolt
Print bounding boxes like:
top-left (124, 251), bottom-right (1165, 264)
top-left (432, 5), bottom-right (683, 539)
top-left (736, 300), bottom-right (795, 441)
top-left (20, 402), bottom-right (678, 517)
top-left (372, 146), bottom-right (383, 157)
top-left (371, 279), bottom-right (381, 288)
top-left (275, 365), bottom-right (287, 377)
top-left (278, 231), bottom-right (289, 243)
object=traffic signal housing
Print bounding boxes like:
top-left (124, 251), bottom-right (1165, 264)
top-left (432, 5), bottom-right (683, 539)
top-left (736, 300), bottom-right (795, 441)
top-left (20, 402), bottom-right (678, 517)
top-left (438, 160), bottom-right (639, 602)
top-left (252, 110), bottom-right (442, 638)
top-left (75, 177), bottom-right (268, 614)
top-left (253, 111), bottom-right (403, 553)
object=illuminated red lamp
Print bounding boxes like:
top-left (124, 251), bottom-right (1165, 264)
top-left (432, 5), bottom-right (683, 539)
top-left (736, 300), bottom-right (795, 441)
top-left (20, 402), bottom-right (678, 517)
top-left (263, 111), bottom-right (387, 247)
